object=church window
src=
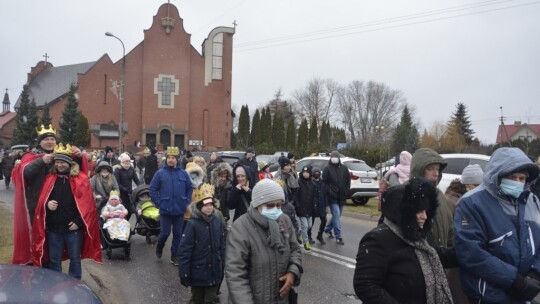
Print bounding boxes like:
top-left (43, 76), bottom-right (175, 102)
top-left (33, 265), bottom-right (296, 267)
top-left (154, 74), bottom-right (179, 108)
top-left (212, 33), bottom-right (223, 80)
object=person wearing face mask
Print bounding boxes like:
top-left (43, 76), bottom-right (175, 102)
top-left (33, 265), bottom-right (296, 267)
top-left (454, 147), bottom-right (540, 303)
top-left (323, 150), bottom-right (351, 245)
top-left (226, 179), bottom-right (303, 304)
top-left (113, 153), bottom-right (141, 222)
top-left (307, 167), bottom-right (328, 245)
top-left (90, 161), bottom-right (120, 211)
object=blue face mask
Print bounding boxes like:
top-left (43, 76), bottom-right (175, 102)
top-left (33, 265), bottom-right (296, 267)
top-left (500, 178), bottom-right (525, 198)
top-left (261, 207), bottom-right (283, 221)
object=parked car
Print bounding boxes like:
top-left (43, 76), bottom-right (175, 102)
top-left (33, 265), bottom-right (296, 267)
top-left (216, 151), bottom-right (243, 167)
top-left (0, 264), bottom-right (102, 303)
top-left (256, 154), bottom-right (273, 167)
top-left (9, 144), bottom-right (29, 152)
top-left (375, 156), bottom-right (396, 177)
top-left (438, 153), bottom-right (491, 192)
top-left (294, 156), bottom-right (379, 205)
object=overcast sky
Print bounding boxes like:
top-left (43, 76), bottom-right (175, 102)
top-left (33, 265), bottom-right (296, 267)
top-left (1, 0), bottom-right (538, 145)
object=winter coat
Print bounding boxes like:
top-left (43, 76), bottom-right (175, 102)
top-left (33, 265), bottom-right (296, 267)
top-left (313, 179), bottom-right (328, 218)
top-left (149, 165), bottom-right (193, 216)
top-left (179, 208), bottom-right (225, 287)
top-left (410, 148), bottom-right (454, 248)
top-left (322, 159), bottom-right (350, 203)
top-left (226, 207), bottom-right (303, 304)
top-left (90, 174), bottom-right (119, 207)
top-left (454, 147), bottom-right (540, 303)
top-left (296, 177), bottom-right (318, 217)
top-left (2, 155), bottom-right (13, 177)
top-left (210, 162), bottom-right (233, 221)
top-left (143, 154), bottom-right (158, 184)
top-left (114, 166), bottom-right (140, 198)
top-left (237, 155), bottom-right (260, 184)
top-left (226, 164), bottom-right (255, 222)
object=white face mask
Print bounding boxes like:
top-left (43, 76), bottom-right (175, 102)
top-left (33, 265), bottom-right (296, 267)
top-left (331, 157), bottom-right (339, 164)
top-left (121, 162), bottom-right (131, 169)
top-left (101, 172), bottom-right (110, 177)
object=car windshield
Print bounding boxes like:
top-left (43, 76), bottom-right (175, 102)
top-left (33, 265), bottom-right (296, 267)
top-left (343, 160), bottom-right (374, 172)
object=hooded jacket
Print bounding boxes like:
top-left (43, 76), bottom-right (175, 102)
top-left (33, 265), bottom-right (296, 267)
top-left (149, 164), bottom-right (193, 216)
top-left (178, 207), bottom-right (225, 288)
top-left (322, 157), bottom-right (351, 202)
top-left (226, 164), bottom-right (256, 222)
top-left (454, 147), bottom-right (540, 303)
top-left (410, 148), bottom-right (454, 248)
top-left (210, 162), bottom-right (233, 221)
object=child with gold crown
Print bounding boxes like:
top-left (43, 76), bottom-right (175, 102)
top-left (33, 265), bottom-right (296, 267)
top-left (101, 190), bottom-right (131, 241)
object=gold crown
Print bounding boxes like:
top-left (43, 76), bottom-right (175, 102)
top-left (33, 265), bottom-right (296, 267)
top-left (143, 147), bottom-right (150, 154)
top-left (36, 124), bottom-right (56, 136)
top-left (273, 178), bottom-right (286, 189)
top-left (167, 146), bottom-right (179, 156)
top-left (192, 183), bottom-right (215, 203)
top-left (109, 190), bottom-right (120, 197)
top-left (53, 143), bottom-right (72, 155)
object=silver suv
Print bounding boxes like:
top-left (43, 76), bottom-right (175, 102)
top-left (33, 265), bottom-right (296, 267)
top-left (438, 153), bottom-right (490, 192)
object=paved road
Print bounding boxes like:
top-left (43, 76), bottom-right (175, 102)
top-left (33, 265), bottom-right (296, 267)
top-left (1, 185), bottom-right (377, 303)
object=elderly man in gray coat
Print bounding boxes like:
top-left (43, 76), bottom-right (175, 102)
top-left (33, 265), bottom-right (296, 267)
top-left (226, 179), bottom-right (303, 303)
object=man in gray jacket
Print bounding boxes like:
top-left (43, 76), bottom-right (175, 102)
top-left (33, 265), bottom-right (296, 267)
top-left (226, 179), bottom-right (303, 303)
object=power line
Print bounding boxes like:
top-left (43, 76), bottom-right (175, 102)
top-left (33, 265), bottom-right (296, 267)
top-left (191, 0), bottom-right (248, 35)
top-left (235, 1), bottom-right (540, 52)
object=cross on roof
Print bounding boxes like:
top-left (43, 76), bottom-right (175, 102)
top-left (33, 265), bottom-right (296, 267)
top-left (157, 77), bottom-right (177, 106)
top-left (43, 53), bottom-right (49, 64)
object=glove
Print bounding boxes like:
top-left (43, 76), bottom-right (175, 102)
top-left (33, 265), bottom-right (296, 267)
top-left (180, 277), bottom-right (191, 287)
top-left (507, 274), bottom-right (540, 301)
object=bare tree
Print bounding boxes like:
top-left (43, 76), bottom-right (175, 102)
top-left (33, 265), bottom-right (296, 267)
top-left (291, 78), bottom-right (339, 127)
top-left (338, 80), bottom-right (404, 146)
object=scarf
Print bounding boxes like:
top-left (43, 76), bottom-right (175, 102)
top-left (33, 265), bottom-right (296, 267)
top-left (384, 218), bottom-right (453, 304)
top-left (276, 170), bottom-right (299, 191)
top-left (248, 206), bottom-right (285, 253)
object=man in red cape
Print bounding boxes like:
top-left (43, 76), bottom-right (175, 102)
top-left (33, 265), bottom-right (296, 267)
top-left (31, 143), bottom-right (102, 276)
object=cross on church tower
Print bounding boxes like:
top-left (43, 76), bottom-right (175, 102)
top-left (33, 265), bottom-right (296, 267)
top-left (43, 53), bottom-right (49, 65)
top-left (157, 77), bottom-right (177, 106)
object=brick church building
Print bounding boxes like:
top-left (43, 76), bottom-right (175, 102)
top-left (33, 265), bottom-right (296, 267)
top-left (16, 3), bottom-right (235, 152)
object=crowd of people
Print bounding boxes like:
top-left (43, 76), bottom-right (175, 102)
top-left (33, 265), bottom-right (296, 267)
top-left (8, 124), bottom-right (540, 304)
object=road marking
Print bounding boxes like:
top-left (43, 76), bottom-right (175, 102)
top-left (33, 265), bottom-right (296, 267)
top-left (306, 251), bottom-right (356, 269)
top-left (310, 247), bottom-right (357, 264)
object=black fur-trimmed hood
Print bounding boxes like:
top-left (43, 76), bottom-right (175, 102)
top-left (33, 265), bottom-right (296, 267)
top-left (381, 177), bottom-right (438, 241)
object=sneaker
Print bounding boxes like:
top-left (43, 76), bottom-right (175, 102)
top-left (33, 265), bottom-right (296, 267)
top-left (171, 256), bottom-right (179, 266)
top-left (336, 238), bottom-right (345, 245)
top-left (297, 234), bottom-right (303, 244)
top-left (304, 243), bottom-right (311, 251)
top-left (316, 234), bottom-right (326, 245)
top-left (326, 231), bottom-right (334, 238)
top-left (308, 237), bottom-right (315, 245)
top-left (155, 245), bottom-right (163, 258)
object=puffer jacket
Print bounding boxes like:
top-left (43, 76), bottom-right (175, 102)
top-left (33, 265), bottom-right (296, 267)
top-left (149, 165), bottom-right (192, 215)
top-left (179, 207), bottom-right (225, 287)
top-left (322, 159), bottom-right (350, 203)
top-left (296, 177), bottom-right (317, 217)
top-left (210, 162), bottom-right (233, 221)
top-left (454, 147), bottom-right (540, 303)
top-left (410, 148), bottom-right (454, 248)
top-left (226, 207), bottom-right (303, 304)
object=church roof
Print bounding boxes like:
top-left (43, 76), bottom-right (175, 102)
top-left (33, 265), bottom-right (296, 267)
top-left (0, 111), bottom-right (16, 128)
top-left (3, 91), bottom-right (10, 104)
top-left (15, 61), bottom-right (96, 108)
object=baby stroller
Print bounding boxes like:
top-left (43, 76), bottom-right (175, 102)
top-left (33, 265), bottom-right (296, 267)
top-left (131, 184), bottom-right (160, 244)
top-left (98, 198), bottom-right (132, 260)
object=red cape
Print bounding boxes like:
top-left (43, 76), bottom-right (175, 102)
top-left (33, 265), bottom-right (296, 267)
top-left (31, 163), bottom-right (102, 267)
top-left (11, 153), bottom-right (41, 264)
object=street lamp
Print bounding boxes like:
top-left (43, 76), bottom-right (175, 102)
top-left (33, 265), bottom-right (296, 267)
top-left (375, 125), bottom-right (385, 177)
top-left (105, 32), bottom-right (126, 154)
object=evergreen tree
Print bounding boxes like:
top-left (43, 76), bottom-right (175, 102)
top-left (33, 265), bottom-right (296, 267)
top-left (319, 120), bottom-right (331, 149)
top-left (73, 112), bottom-right (91, 148)
top-left (260, 107), bottom-right (272, 142)
top-left (272, 113), bottom-right (285, 149)
top-left (308, 117), bottom-right (318, 145)
top-left (285, 116), bottom-right (296, 150)
top-left (12, 85), bottom-right (33, 145)
top-left (250, 109), bottom-right (261, 148)
top-left (40, 103), bottom-right (52, 127)
top-left (390, 105), bottom-right (419, 155)
top-left (59, 83), bottom-right (80, 143)
top-left (448, 102), bottom-right (474, 145)
top-left (27, 100), bottom-right (40, 146)
top-left (237, 105), bottom-right (250, 149)
top-left (297, 119), bottom-right (309, 151)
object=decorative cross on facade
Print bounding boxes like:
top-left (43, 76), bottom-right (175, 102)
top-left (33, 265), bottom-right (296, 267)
top-left (43, 53), bottom-right (49, 64)
top-left (154, 74), bottom-right (179, 108)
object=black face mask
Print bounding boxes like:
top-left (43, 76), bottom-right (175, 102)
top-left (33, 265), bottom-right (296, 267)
top-left (313, 172), bottom-right (321, 179)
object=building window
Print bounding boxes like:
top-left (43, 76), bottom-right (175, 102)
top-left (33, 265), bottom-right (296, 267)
top-left (212, 33), bottom-right (223, 80)
top-left (154, 74), bottom-right (179, 109)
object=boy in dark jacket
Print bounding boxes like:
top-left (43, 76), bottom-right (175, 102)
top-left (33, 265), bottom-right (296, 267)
top-left (179, 184), bottom-right (225, 303)
top-left (297, 165), bottom-right (318, 251)
top-left (308, 167), bottom-right (328, 245)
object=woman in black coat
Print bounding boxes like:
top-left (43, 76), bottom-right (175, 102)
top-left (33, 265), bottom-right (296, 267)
top-left (353, 177), bottom-right (453, 304)
top-left (225, 164), bottom-right (255, 222)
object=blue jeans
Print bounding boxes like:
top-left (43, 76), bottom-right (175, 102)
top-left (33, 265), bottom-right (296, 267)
top-left (299, 216), bottom-right (312, 244)
top-left (157, 214), bottom-right (184, 258)
top-left (324, 201), bottom-right (344, 239)
top-left (47, 230), bottom-right (83, 280)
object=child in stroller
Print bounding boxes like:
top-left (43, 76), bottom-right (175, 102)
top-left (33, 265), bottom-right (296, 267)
top-left (99, 191), bottom-right (132, 259)
top-left (132, 184), bottom-right (160, 244)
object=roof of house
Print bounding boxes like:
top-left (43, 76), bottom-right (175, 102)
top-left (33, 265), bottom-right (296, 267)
top-left (0, 111), bottom-right (17, 128)
top-left (496, 123), bottom-right (540, 144)
top-left (15, 61), bottom-right (96, 108)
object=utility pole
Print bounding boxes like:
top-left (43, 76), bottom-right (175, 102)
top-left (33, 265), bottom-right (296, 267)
top-left (499, 106), bottom-right (512, 148)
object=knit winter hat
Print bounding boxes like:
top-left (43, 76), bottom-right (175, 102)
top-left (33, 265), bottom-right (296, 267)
top-left (330, 150), bottom-right (340, 158)
top-left (287, 152), bottom-right (295, 159)
top-left (251, 179), bottom-right (285, 208)
top-left (278, 156), bottom-right (290, 168)
top-left (460, 164), bottom-right (484, 185)
top-left (53, 154), bottom-right (73, 165)
top-left (104, 146), bottom-right (114, 154)
top-left (246, 146), bottom-right (256, 154)
top-left (119, 153), bottom-right (131, 162)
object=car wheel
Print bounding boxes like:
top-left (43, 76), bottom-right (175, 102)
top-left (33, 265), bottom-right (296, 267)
top-left (352, 197), bottom-right (369, 205)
